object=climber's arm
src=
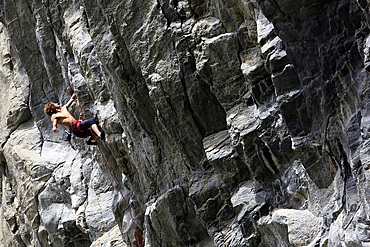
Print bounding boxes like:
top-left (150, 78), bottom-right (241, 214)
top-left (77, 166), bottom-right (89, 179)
top-left (64, 93), bottom-right (76, 109)
top-left (52, 116), bottom-right (59, 133)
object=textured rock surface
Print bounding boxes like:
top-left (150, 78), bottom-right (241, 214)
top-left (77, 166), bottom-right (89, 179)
top-left (2, 0), bottom-right (370, 246)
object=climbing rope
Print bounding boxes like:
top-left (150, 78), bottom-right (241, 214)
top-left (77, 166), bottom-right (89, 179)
top-left (69, 74), bottom-right (86, 120)
top-left (69, 72), bottom-right (142, 247)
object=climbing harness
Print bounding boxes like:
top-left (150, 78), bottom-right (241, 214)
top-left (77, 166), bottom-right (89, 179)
top-left (69, 71), bottom-right (142, 247)
top-left (70, 119), bottom-right (92, 139)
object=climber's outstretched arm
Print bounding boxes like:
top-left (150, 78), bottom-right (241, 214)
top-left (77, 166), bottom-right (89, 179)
top-left (64, 93), bottom-right (76, 109)
top-left (52, 116), bottom-right (59, 133)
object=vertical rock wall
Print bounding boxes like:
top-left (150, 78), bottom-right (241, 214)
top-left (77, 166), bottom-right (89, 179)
top-left (1, 0), bottom-right (370, 246)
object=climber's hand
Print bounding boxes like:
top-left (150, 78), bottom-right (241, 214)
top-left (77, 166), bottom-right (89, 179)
top-left (53, 127), bottom-right (59, 133)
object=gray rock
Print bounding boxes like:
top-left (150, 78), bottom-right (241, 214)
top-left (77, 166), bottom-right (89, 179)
top-left (257, 209), bottom-right (323, 246)
top-left (91, 225), bottom-right (127, 247)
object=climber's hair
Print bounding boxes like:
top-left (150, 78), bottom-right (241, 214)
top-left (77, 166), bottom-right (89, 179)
top-left (44, 102), bottom-right (57, 116)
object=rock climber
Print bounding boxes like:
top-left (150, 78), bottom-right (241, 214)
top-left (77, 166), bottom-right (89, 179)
top-left (44, 93), bottom-right (105, 145)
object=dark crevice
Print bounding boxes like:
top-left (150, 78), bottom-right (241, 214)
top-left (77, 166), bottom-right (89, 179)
top-left (182, 77), bottom-right (206, 137)
top-left (340, 143), bottom-right (353, 181)
top-left (11, 216), bottom-right (18, 234)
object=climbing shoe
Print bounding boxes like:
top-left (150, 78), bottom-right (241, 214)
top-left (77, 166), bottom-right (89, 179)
top-left (99, 130), bottom-right (105, 141)
top-left (86, 136), bottom-right (97, 145)
top-left (86, 139), bottom-right (97, 145)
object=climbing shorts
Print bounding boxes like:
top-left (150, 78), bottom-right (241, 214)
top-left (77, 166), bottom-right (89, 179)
top-left (70, 117), bottom-right (97, 138)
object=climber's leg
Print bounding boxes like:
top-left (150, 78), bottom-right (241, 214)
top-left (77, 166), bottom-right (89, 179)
top-left (91, 123), bottom-right (105, 140)
top-left (78, 117), bottom-right (105, 140)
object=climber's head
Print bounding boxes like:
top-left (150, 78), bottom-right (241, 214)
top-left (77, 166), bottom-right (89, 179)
top-left (44, 102), bottom-right (60, 116)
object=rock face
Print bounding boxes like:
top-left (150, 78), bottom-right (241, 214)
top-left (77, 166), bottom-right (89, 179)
top-left (1, 0), bottom-right (370, 246)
